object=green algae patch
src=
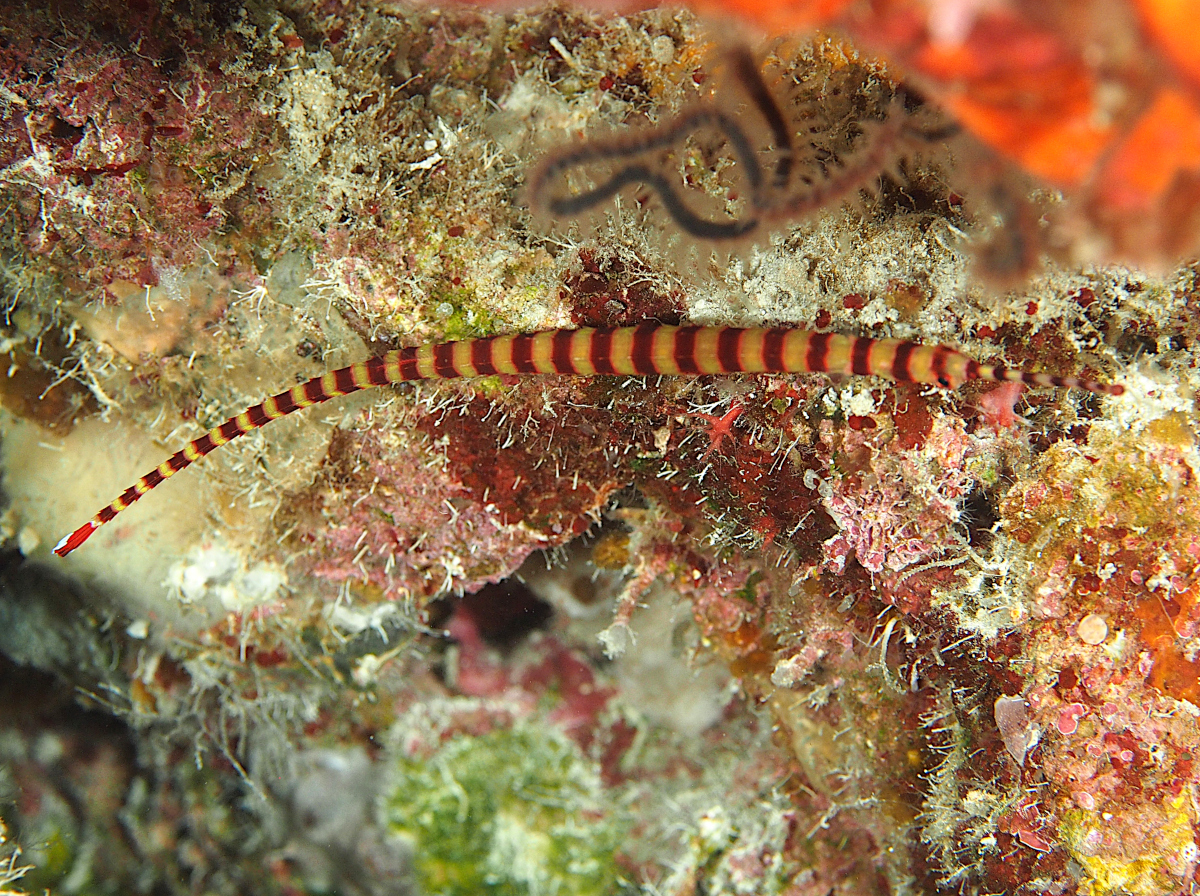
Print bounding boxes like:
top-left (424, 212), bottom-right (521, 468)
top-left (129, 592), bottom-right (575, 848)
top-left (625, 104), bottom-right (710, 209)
top-left (384, 723), bottom-right (631, 896)
top-left (429, 284), bottom-right (505, 343)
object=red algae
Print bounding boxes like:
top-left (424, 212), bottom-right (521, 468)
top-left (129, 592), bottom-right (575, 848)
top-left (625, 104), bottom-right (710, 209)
top-left (0, 1), bottom-right (279, 294)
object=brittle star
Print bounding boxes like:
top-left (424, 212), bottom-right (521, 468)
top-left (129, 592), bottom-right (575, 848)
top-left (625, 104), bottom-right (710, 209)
top-left (526, 47), bottom-right (945, 241)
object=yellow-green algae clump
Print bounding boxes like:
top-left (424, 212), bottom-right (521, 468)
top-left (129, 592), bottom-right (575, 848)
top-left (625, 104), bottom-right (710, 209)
top-left (384, 722), bottom-right (632, 896)
top-left (1060, 787), bottom-right (1198, 896)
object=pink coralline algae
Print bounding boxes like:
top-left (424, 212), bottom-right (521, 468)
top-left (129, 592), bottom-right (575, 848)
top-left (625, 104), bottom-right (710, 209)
top-left (1056, 702), bottom-right (1087, 736)
top-left (817, 414), bottom-right (1010, 579)
top-left (975, 381), bottom-right (1027, 430)
top-left (283, 412), bottom-right (624, 601)
top-left (438, 599), bottom-right (618, 750)
top-left (0, 1), bottom-right (278, 293)
top-left (978, 415), bottom-right (1200, 895)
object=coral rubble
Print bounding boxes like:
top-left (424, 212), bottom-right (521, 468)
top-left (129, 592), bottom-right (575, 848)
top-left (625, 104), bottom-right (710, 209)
top-left (0, 1), bottom-right (1197, 894)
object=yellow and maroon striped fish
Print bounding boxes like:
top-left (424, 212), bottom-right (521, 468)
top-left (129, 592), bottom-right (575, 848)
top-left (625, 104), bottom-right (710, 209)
top-left (53, 324), bottom-right (1122, 556)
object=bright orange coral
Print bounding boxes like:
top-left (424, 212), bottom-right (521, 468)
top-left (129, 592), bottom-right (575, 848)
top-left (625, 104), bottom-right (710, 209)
top-left (682, 0), bottom-right (1200, 197)
top-left (1134, 0), bottom-right (1200, 89)
top-left (475, 0), bottom-right (1200, 262)
top-left (1097, 88), bottom-right (1200, 213)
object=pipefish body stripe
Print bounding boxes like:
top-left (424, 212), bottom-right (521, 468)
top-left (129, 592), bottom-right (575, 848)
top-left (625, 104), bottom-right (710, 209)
top-left (53, 324), bottom-right (1123, 557)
